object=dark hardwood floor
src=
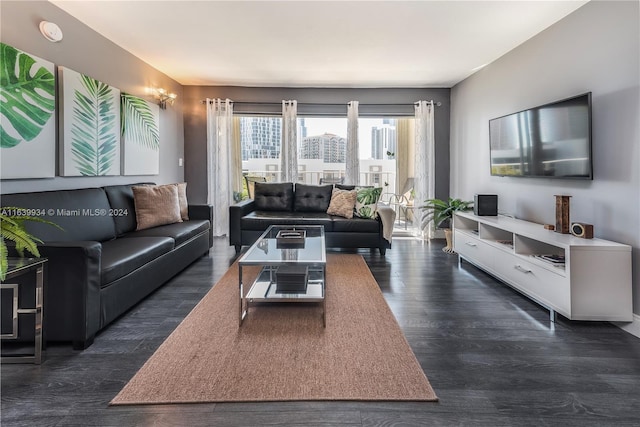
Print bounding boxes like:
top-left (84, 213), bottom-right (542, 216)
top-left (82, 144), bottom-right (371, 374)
top-left (2, 237), bottom-right (640, 426)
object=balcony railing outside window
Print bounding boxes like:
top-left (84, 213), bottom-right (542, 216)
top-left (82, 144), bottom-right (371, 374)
top-left (239, 116), bottom-right (409, 194)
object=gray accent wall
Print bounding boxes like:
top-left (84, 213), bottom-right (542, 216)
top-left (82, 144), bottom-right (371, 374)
top-left (450, 1), bottom-right (640, 315)
top-left (0, 1), bottom-right (184, 194)
top-left (183, 86), bottom-right (451, 204)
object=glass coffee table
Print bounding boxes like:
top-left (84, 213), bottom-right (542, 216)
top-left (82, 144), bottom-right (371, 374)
top-left (238, 225), bottom-right (326, 327)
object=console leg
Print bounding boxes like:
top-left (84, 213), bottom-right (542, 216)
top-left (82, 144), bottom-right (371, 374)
top-left (234, 244), bottom-right (241, 254)
top-left (379, 247), bottom-right (386, 256)
top-left (549, 309), bottom-right (557, 323)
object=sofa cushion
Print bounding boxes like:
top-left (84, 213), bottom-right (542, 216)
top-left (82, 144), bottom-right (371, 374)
top-left (241, 211), bottom-right (334, 232)
top-left (103, 183), bottom-right (153, 236)
top-left (332, 216), bottom-right (380, 233)
top-left (122, 220), bottom-right (209, 246)
top-left (326, 188), bottom-right (357, 219)
top-left (254, 182), bottom-right (294, 211)
top-left (1, 188), bottom-right (116, 242)
top-left (294, 184), bottom-right (333, 212)
top-left (101, 237), bottom-right (174, 285)
top-left (132, 184), bottom-right (182, 230)
top-left (295, 212), bottom-right (334, 231)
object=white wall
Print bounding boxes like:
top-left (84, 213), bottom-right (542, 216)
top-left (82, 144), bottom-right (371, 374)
top-left (450, 1), bottom-right (640, 315)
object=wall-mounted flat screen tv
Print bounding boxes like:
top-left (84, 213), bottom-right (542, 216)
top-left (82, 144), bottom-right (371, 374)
top-left (489, 92), bottom-right (592, 179)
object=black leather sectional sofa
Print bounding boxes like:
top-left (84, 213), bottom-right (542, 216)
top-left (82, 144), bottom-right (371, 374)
top-left (229, 182), bottom-right (391, 255)
top-left (1, 184), bottom-right (212, 349)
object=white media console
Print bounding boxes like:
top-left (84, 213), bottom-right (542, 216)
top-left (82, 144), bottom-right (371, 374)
top-left (453, 211), bottom-right (633, 322)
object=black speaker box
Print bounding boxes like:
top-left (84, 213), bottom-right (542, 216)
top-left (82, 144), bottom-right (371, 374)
top-left (474, 194), bottom-right (498, 216)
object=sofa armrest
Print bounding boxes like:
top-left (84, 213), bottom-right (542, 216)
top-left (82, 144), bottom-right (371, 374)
top-left (188, 204), bottom-right (213, 248)
top-left (38, 241), bottom-right (102, 348)
top-left (229, 199), bottom-right (256, 247)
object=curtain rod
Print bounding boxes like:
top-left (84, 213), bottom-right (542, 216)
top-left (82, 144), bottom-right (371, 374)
top-left (201, 100), bottom-right (442, 107)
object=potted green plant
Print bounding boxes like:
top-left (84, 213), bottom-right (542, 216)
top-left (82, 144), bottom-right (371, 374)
top-left (419, 197), bottom-right (473, 253)
top-left (1, 208), bottom-right (61, 280)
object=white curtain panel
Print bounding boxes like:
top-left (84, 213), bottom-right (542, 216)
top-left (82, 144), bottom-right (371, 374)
top-left (206, 98), bottom-right (234, 237)
top-left (280, 100), bottom-right (298, 182)
top-left (414, 101), bottom-right (436, 239)
top-left (345, 100), bottom-right (360, 185)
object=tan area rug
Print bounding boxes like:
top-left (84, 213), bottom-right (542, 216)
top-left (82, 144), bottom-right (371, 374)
top-left (111, 254), bottom-right (437, 404)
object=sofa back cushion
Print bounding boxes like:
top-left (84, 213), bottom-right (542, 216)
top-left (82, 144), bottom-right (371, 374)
top-left (1, 188), bottom-right (117, 242)
top-left (104, 183), bottom-right (153, 235)
top-left (294, 184), bottom-right (333, 212)
top-left (254, 182), bottom-right (294, 211)
top-left (335, 184), bottom-right (356, 191)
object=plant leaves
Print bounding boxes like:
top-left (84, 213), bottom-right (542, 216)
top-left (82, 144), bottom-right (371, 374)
top-left (0, 43), bottom-right (55, 148)
top-left (356, 187), bottom-right (382, 204)
top-left (121, 93), bottom-right (159, 150)
top-left (0, 239), bottom-right (7, 281)
top-left (419, 197), bottom-right (473, 229)
top-left (70, 74), bottom-right (118, 175)
top-left (0, 207), bottom-right (62, 280)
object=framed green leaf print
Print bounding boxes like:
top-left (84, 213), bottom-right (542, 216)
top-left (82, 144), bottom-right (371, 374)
top-left (59, 66), bottom-right (121, 176)
top-left (121, 93), bottom-right (160, 175)
top-left (0, 43), bottom-right (56, 179)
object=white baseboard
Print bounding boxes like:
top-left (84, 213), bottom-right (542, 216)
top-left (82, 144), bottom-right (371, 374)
top-left (613, 314), bottom-right (640, 338)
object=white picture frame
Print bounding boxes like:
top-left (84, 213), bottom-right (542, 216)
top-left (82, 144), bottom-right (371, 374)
top-left (0, 43), bottom-right (56, 179)
top-left (121, 93), bottom-right (160, 175)
top-left (59, 66), bottom-right (121, 176)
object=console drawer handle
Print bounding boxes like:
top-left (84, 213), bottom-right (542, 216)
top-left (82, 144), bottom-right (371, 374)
top-left (465, 242), bottom-right (477, 247)
top-left (514, 264), bottom-right (532, 274)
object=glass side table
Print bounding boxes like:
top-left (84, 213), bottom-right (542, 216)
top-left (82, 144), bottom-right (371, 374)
top-left (1, 257), bottom-right (47, 364)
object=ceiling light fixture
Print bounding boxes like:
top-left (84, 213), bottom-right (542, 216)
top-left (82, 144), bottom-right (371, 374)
top-left (39, 21), bottom-right (63, 42)
top-left (154, 88), bottom-right (177, 109)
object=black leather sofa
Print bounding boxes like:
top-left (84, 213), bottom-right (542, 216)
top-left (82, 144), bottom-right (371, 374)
top-left (1, 184), bottom-right (212, 349)
top-left (229, 182), bottom-right (390, 255)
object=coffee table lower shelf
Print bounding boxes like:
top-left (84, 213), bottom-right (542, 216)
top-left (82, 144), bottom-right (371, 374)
top-left (239, 266), bottom-right (326, 327)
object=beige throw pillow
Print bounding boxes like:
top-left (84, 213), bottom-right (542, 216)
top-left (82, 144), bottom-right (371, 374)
top-left (175, 182), bottom-right (189, 220)
top-left (132, 184), bottom-right (182, 230)
top-left (326, 188), bottom-right (357, 219)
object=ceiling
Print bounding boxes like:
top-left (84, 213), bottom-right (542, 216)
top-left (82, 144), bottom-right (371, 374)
top-left (49, 1), bottom-right (588, 88)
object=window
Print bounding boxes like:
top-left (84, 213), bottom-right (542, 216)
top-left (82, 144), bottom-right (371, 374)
top-left (238, 114), bottom-right (411, 194)
top-left (297, 117), bottom-right (402, 189)
top-left (239, 116), bottom-right (282, 182)
top-left (297, 117), bottom-right (347, 184)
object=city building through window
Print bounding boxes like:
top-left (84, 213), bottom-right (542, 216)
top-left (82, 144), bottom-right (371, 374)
top-left (239, 115), bottom-right (411, 196)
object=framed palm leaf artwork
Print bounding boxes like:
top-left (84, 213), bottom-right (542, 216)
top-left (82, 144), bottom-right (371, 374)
top-left (121, 93), bottom-right (160, 175)
top-left (59, 66), bottom-right (121, 176)
top-left (0, 43), bottom-right (56, 179)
